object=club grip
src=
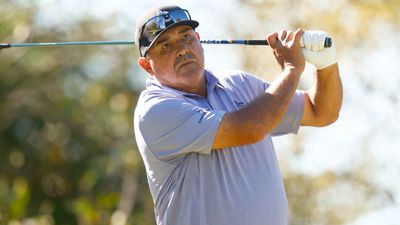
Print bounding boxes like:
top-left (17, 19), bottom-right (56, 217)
top-left (245, 40), bottom-right (269, 45)
top-left (246, 37), bottom-right (332, 48)
top-left (324, 38), bottom-right (332, 48)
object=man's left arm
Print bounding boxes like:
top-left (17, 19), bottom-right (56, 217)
top-left (302, 63), bottom-right (343, 126)
top-left (299, 31), bottom-right (343, 126)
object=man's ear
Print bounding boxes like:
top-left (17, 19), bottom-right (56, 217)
top-left (138, 57), bottom-right (154, 75)
top-left (196, 32), bottom-right (204, 53)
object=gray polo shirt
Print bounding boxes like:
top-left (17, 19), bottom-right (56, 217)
top-left (134, 69), bottom-right (304, 225)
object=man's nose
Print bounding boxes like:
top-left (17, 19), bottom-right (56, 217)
top-left (176, 41), bottom-right (189, 57)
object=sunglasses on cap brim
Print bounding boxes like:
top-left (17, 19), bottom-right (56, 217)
top-left (139, 9), bottom-right (192, 45)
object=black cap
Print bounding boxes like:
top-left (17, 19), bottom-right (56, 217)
top-left (135, 5), bottom-right (199, 56)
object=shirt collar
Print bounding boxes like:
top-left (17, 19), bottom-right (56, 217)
top-left (145, 69), bottom-right (223, 97)
top-left (204, 69), bottom-right (222, 91)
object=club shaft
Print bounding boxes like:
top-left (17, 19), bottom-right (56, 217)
top-left (2, 41), bottom-right (135, 48)
top-left (1, 38), bottom-right (332, 48)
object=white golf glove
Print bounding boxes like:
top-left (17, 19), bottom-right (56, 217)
top-left (300, 31), bottom-right (337, 70)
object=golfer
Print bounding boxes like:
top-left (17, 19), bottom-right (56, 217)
top-left (134, 4), bottom-right (342, 225)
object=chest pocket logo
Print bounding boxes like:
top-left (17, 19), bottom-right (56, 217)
top-left (234, 99), bottom-right (245, 108)
top-left (196, 108), bottom-right (208, 124)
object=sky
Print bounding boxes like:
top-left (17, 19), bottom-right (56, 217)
top-left (20, 0), bottom-right (400, 224)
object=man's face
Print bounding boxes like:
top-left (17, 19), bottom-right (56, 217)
top-left (139, 25), bottom-right (205, 95)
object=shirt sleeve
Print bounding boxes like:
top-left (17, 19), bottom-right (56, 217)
top-left (136, 93), bottom-right (225, 162)
top-left (271, 90), bottom-right (305, 136)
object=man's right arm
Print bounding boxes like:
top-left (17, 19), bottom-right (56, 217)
top-left (212, 29), bottom-right (305, 149)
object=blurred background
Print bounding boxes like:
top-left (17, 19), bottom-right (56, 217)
top-left (0, 0), bottom-right (399, 224)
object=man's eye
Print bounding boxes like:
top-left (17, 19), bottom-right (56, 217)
top-left (183, 34), bottom-right (194, 43)
top-left (162, 43), bottom-right (171, 50)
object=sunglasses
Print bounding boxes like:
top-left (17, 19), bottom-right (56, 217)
top-left (139, 9), bottom-right (192, 45)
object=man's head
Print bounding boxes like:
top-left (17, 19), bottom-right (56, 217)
top-left (135, 5), bottom-right (199, 57)
top-left (135, 5), bottom-right (206, 96)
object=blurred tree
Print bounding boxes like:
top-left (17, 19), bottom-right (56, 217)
top-left (233, 0), bottom-right (400, 79)
top-left (233, 0), bottom-right (400, 225)
top-left (0, 1), bottom-right (155, 224)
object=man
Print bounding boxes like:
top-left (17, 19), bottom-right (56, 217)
top-left (134, 4), bottom-right (342, 225)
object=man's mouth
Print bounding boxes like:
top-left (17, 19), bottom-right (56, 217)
top-left (179, 61), bottom-right (194, 68)
top-left (175, 53), bottom-right (195, 69)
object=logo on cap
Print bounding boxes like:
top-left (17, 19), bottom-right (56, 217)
top-left (157, 10), bottom-right (171, 22)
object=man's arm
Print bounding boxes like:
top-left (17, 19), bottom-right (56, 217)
top-left (299, 31), bottom-right (342, 126)
top-left (302, 63), bottom-right (343, 126)
top-left (212, 29), bottom-right (305, 149)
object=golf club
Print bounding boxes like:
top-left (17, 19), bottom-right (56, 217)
top-left (0, 38), bottom-right (332, 50)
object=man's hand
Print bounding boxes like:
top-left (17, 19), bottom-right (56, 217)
top-left (300, 31), bottom-right (337, 70)
top-left (267, 28), bottom-right (306, 72)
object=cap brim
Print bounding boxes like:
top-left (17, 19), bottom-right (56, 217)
top-left (140, 20), bottom-right (199, 56)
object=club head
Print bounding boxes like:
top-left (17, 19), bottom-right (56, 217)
top-left (0, 43), bottom-right (11, 51)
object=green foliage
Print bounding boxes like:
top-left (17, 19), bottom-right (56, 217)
top-left (3, 1), bottom-right (398, 225)
top-left (0, 1), bottom-right (155, 224)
